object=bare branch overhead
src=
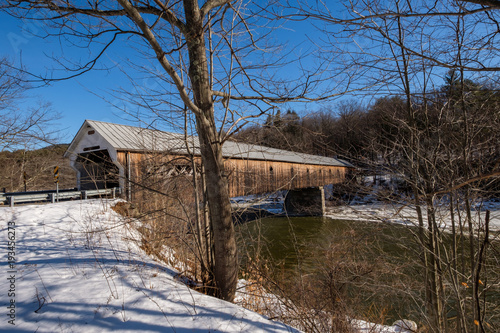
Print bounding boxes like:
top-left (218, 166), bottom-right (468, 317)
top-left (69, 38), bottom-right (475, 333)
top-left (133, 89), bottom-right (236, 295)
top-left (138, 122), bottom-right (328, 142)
top-left (201, 0), bottom-right (231, 17)
top-left (116, 0), bottom-right (200, 114)
top-left (462, 0), bottom-right (500, 8)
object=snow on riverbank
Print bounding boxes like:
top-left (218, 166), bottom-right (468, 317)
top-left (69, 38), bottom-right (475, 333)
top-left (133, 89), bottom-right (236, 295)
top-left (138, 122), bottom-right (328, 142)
top-left (325, 200), bottom-right (500, 231)
top-left (1, 199), bottom-right (300, 332)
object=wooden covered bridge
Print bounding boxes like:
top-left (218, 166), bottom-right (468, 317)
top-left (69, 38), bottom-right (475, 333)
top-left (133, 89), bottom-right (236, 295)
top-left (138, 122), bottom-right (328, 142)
top-left (64, 120), bottom-right (353, 215)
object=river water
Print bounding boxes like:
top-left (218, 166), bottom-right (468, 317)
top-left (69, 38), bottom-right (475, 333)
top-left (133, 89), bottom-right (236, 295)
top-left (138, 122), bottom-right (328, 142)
top-left (236, 215), bottom-right (421, 325)
top-left (237, 215), bottom-right (412, 271)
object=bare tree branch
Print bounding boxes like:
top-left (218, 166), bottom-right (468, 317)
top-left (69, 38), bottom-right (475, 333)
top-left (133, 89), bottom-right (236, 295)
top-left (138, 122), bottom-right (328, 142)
top-left (201, 0), bottom-right (231, 17)
top-left (116, 0), bottom-right (200, 114)
top-left (462, 0), bottom-right (500, 8)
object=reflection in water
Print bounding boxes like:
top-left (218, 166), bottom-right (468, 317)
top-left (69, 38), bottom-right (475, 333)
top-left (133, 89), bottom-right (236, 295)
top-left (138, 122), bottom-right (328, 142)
top-left (237, 216), bottom-right (416, 325)
top-left (238, 216), bottom-right (399, 271)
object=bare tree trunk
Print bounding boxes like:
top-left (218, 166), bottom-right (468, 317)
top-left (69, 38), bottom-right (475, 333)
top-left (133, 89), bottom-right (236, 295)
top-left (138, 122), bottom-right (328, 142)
top-left (195, 119), bottom-right (237, 300)
top-left (449, 194), bottom-right (468, 333)
top-left (426, 198), bottom-right (447, 332)
top-left (474, 210), bottom-right (490, 333)
top-left (200, 164), bottom-right (214, 279)
top-left (181, 1), bottom-right (237, 301)
top-left (184, 108), bottom-right (214, 291)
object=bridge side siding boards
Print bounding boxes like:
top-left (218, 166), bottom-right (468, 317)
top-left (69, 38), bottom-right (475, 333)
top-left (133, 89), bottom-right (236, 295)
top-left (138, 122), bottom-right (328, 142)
top-left (117, 151), bottom-right (348, 199)
top-left (227, 158), bottom-right (346, 197)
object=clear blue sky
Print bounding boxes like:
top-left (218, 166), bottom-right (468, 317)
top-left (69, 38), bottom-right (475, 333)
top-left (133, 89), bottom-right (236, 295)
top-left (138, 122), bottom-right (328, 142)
top-left (1, 3), bottom-right (492, 146)
top-left (1, 13), bottom-right (140, 143)
top-left (0, 4), bottom-right (345, 144)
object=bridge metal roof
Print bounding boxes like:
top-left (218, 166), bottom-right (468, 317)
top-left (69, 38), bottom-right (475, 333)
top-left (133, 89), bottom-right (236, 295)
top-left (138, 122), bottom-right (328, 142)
top-left (66, 120), bottom-right (353, 168)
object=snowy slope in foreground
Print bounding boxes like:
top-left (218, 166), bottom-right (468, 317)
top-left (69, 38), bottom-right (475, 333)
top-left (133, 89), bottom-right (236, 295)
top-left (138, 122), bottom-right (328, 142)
top-left (1, 199), bottom-right (299, 332)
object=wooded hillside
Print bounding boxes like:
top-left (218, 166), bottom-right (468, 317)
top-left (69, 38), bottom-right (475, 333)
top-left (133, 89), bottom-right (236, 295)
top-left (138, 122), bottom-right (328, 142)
top-left (0, 144), bottom-right (76, 192)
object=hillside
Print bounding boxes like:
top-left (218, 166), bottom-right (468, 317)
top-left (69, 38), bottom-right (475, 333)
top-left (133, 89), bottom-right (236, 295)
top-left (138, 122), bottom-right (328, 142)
top-left (0, 144), bottom-right (76, 192)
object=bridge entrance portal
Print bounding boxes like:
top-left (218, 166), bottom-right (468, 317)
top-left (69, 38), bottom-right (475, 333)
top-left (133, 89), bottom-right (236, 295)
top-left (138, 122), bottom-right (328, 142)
top-left (75, 149), bottom-right (119, 190)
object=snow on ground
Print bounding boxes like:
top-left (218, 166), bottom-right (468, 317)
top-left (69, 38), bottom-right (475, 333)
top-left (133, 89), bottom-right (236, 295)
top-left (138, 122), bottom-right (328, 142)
top-left (1, 199), bottom-right (300, 332)
top-left (325, 200), bottom-right (500, 231)
top-left (2, 196), bottom-right (474, 333)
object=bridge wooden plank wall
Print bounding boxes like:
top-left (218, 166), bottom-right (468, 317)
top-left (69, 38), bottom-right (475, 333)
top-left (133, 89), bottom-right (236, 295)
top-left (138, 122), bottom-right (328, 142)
top-left (226, 159), bottom-right (346, 197)
top-left (66, 120), bottom-right (353, 202)
top-left (116, 151), bottom-right (348, 199)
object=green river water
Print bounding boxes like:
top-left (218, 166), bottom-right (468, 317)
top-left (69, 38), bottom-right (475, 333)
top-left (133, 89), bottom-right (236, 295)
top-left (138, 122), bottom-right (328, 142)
top-left (236, 216), bottom-right (417, 324)
top-left (237, 216), bottom-right (412, 273)
top-left (236, 215), bottom-right (500, 328)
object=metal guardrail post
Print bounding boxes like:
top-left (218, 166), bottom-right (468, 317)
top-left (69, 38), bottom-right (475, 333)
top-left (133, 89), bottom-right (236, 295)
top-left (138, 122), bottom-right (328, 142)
top-left (51, 193), bottom-right (55, 203)
top-left (9, 196), bottom-right (14, 207)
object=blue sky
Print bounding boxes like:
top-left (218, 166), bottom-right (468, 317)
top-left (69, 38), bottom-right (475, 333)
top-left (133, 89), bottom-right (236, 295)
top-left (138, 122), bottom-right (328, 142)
top-left (0, 7), bottom-right (331, 144)
top-left (1, 12), bottom-right (140, 143)
top-left (2, 2), bottom-right (496, 147)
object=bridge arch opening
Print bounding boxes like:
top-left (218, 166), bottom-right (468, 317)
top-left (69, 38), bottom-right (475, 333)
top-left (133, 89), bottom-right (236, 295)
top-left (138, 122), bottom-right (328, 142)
top-left (75, 149), bottom-right (119, 190)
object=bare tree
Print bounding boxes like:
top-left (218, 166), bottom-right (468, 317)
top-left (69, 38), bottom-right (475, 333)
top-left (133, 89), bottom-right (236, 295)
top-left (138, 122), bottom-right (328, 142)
top-left (1, 0), bottom-right (347, 301)
top-left (276, 1), bottom-right (500, 331)
top-left (0, 58), bottom-right (58, 151)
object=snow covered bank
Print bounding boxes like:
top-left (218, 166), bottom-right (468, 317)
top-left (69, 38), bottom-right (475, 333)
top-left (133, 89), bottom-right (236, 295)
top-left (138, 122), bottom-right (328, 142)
top-left (325, 200), bottom-right (500, 231)
top-left (1, 199), bottom-right (299, 332)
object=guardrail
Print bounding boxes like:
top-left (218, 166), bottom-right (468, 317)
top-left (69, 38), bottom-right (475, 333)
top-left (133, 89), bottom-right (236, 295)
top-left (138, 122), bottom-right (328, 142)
top-left (0, 188), bottom-right (121, 207)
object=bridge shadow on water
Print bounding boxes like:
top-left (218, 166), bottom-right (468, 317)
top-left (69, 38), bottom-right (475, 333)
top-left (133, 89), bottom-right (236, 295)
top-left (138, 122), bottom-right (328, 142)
top-left (232, 202), bottom-right (285, 224)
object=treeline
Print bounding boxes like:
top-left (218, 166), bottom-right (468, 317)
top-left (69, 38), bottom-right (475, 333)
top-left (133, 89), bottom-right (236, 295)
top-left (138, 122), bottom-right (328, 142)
top-left (234, 71), bottom-right (500, 196)
top-left (235, 71), bottom-right (500, 331)
top-left (234, 105), bottom-right (370, 163)
top-left (0, 144), bottom-right (76, 193)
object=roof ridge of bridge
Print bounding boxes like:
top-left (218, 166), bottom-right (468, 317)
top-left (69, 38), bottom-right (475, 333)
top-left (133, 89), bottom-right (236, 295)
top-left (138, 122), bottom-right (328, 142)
top-left (67, 120), bottom-right (354, 168)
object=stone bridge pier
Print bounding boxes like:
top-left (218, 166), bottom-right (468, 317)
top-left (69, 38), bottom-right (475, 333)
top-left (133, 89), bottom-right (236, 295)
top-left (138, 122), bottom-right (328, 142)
top-left (284, 186), bottom-right (325, 217)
